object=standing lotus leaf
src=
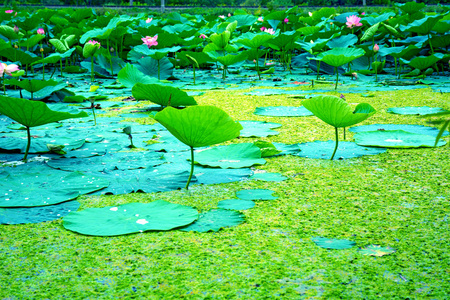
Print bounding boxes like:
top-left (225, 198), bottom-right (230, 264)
top-left (302, 95), bottom-right (375, 160)
top-left (132, 83), bottom-right (197, 107)
top-left (155, 106), bottom-right (242, 189)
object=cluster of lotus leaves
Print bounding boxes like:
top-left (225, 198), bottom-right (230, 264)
top-left (302, 95), bottom-right (376, 128)
top-left (154, 106), bottom-right (243, 148)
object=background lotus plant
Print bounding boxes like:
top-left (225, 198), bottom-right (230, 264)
top-left (83, 40), bottom-right (101, 82)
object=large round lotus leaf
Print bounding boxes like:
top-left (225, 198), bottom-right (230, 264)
top-left (296, 141), bottom-right (386, 159)
top-left (217, 199), bottom-right (255, 211)
top-left (254, 106), bottom-right (313, 117)
top-left (400, 53), bottom-right (444, 71)
top-left (354, 130), bottom-right (446, 148)
top-left (0, 168), bottom-right (109, 207)
top-left (249, 172), bottom-right (288, 182)
top-left (358, 245), bottom-right (396, 257)
top-left (0, 136), bottom-right (85, 154)
top-left (63, 200), bottom-right (198, 236)
top-left (233, 32), bottom-right (275, 49)
top-left (0, 96), bottom-right (88, 128)
top-left (239, 121), bottom-right (281, 137)
top-left (154, 106), bottom-right (242, 148)
top-left (0, 201), bottom-right (80, 225)
top-left (46, 152), bottom-right (165, 172)
top-left (195, 143), bottom-right (266, 169)
top-left (302, 95), bottom-right (376, 128)
top-left (386, 106), bottom-right (446, 116)
top-left (132, 83), bottom-right (197, 107)
top-left (312, 237), bottom-right (356, 250)
top-left (236, 189), bottom-right (278, 201)
top-left (349, 124), bottom-right (449, 137)
top-left (179, 209), bottom-right (244, 233)
top-left (311, 47), bottom-right (365, 67)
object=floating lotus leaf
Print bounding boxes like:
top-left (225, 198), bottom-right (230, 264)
top-left (154, 106), bottom-right (242, 148)
top-left (349, 124), bottom-right (449, 137)
top-left (193, 166), bottom-right (252, 185)
top-left (358, 245), bottom-right (396, 257)
top-left (0, 201), bottom-right (80, 225)
top-left (179, 209), bottom-right (244, 233)
top-left (195, 143), bottom-right (266, 169)
top-left (132, 83), bottom-right (197, 107)
top-left (295, 140), bottom-right (386, 160)
top-left (253, 106), bottom-right (313, 117)
top-left (302, 96), bottom-right (376, 128)
top-left (354, 130), bottom-right (446, 148)
top-left (249, 172), bottom-right (288, 182)
top-left (236, 189), bottom-right (278, 201)
top-left (239, 120), bottom-right (281, 137)
top-left (0, 168), bottom-right (109, 207)
top-left (63, 200), bottom-right (198, 236)
top-left (312, 237), bottom-right (356, 250)
top-left (387, 106), bottom-right (446, 116)
top-left (310, 47), bottom-right (365, 67)
top-left (217, 199), bottom-right (255, 211)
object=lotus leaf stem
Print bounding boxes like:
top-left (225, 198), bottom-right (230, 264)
top-left (256, 48), bottom-right (261, 80)
top-left (186, 146), bottom-right (195, 189)
top-left (334, 66), bottom-right (338, 90)
top-left (41, 47), bottom-right (45, 80)
top-left (23, 126), bottom-right (31, 162)
top-left (157, 59), bottom-right (160, 80)
top-left (92, 105), bottom-right (97, 126)
top-left (90, 56), bottom-right (94, 82)
top-left (107, 39), bottom-right (114, 75)
top-left (316, 61), bottom-right (321, 80)
top-left (192, 64), bottom-right (196, 85)
top-left (60, 59), bottom-right (63, 77)
top-left (331, 127), bottom-right (339, 160)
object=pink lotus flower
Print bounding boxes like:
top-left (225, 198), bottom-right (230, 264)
top-left (145, 17), bottom-right (152, 23)
top-left (260, 26), bottom-right (266, 31)
top-left (14, 25), bottom-right (19, 33)
top-left (5, 10), bottom-right (13, 14)
top-left (373, 44), bottom-right (379, 52)
top-left (142, 35), bottom-right (158, 48)
top-left (284, 18), bottom-right (289, 23)
top-left (219, 15), bottom-right (225, 19)
top-left (0, 63), bottom-right (20, 76)
top-left (361, 12), bottom-right (365, 15)
top-left (37, 28), bottom-right (45, 35)
top-left (228, 13), bottom-right (231, 17)
top-left (346, 15), bottom-right (362, 29)
top-left (258, 16), bottom-right (264, 22)
top-left (264, 28), bottom-right (276, 35)
top-left (199, 34), bottom-right (207, 39)
top-left (88, 40), bottom-right (101, 47)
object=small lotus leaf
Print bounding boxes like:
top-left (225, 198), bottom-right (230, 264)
top-left (302, 95), bottom-right (376, 128)
top-left (154, 106), bottom-right (242, 148)
top-left (349, 124), bottom-right (449, 137)
top-left (236, 189), bottom-right (278, 201)
top-left (63, 200), bottom-right (198, 236)
top-left (132, 83), bottom-right (197, 107)
top-left (253, 106), bottom-right (313, 117)
top-left (386, 106), bottom-right (445, 116)
top-left (249, 172), bottom-right (288, 182)
top-left (296, 140), bottom-right (386, 159)
top-left (312, 237), bottom-right (356, 250)
top-left (354, 130), bottom-right (446, 148)
top-left (179, 209), bottom-right (244, 233)
top-left (217, 199), bottom-right (255, 211)
top-left (239, 120), bottom-right (281, 137)
top-left (195, 143), bottom-right (266, 169)
top-left (0, 201), bottom-right (80, 225)
top-left (358, 245), bottom-right (396, 257)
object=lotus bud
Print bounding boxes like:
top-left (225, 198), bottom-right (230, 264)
top-left (37, 28), bottom-right (45, 35)
top-left (284, 18), bottom-right (289, 23)
top-left (123, 126), bottom-right (132, 135)
top-left (13, 25), bottom-right (19, 33)
top-left (14, 44), bottom-right (18, 49)
top-left (110, 47), bottom-right (114, 52)
top-left (40, 48), bottom-right (44, 52)
top-left (89, 97), bottom-right (95, 104)
top-left (373, 44), bottom-right (379, 53)
top-left (351, 72), bottom-right (358, 80)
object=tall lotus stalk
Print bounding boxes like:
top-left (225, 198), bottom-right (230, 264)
top-left (37, 28), bottom-right (45, 80)
top-left (373, 44), bottom-right (379, 82)
top-left (83, 40), bottom-right (101, 82)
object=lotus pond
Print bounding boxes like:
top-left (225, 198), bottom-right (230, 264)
top-left (0, 3), bottom-right (449, 299)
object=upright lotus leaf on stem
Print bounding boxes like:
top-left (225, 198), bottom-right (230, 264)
top-left (83, 40), bottom-right (101, 82)
top-left (154, 106), bottom-right (243, 189)
top-left (309, 47), bottom-right (365, 89)
top-left (132, 83), bottom-right (197, 108)
top-left (0, 95), bottom-right (88, 162)
top-left (302, 95), bottom-right (376, 160)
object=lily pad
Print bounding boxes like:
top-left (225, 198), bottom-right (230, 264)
top-left (217, 199), bottom-right (255, 211)
top-left (63, 200), bottom-right (198, 236)
top-left (354, 130), bottom-right (446, 148)
top-left (349, 124), bottom-right (449, 137)
top-left (195, 143), bottom-right (266, 169)
top-left (0, 168), bottom-right (109, 207)
top-left (254, 106), bottom-right (313, 117)
top-left (0, 201), bottom-right (80, 225)
top-left (312, 237), bottom-right (356, 250)
top-left (358, 245), bottom-right (396, 257)
top-left (236, 189), bottom-right (278, 201)
top-left (249, 172), bottom-right (288, 182)
top-left (239, 121), bottom-right (281, 137)
top-left (295, 141), bottom-right (386, 159)
top-left (386, 106), bottom-right (446, 116)
top-left (194, 166), bottom-right (252, 185)
top-left (179, 209), bottom-right (244, 233)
